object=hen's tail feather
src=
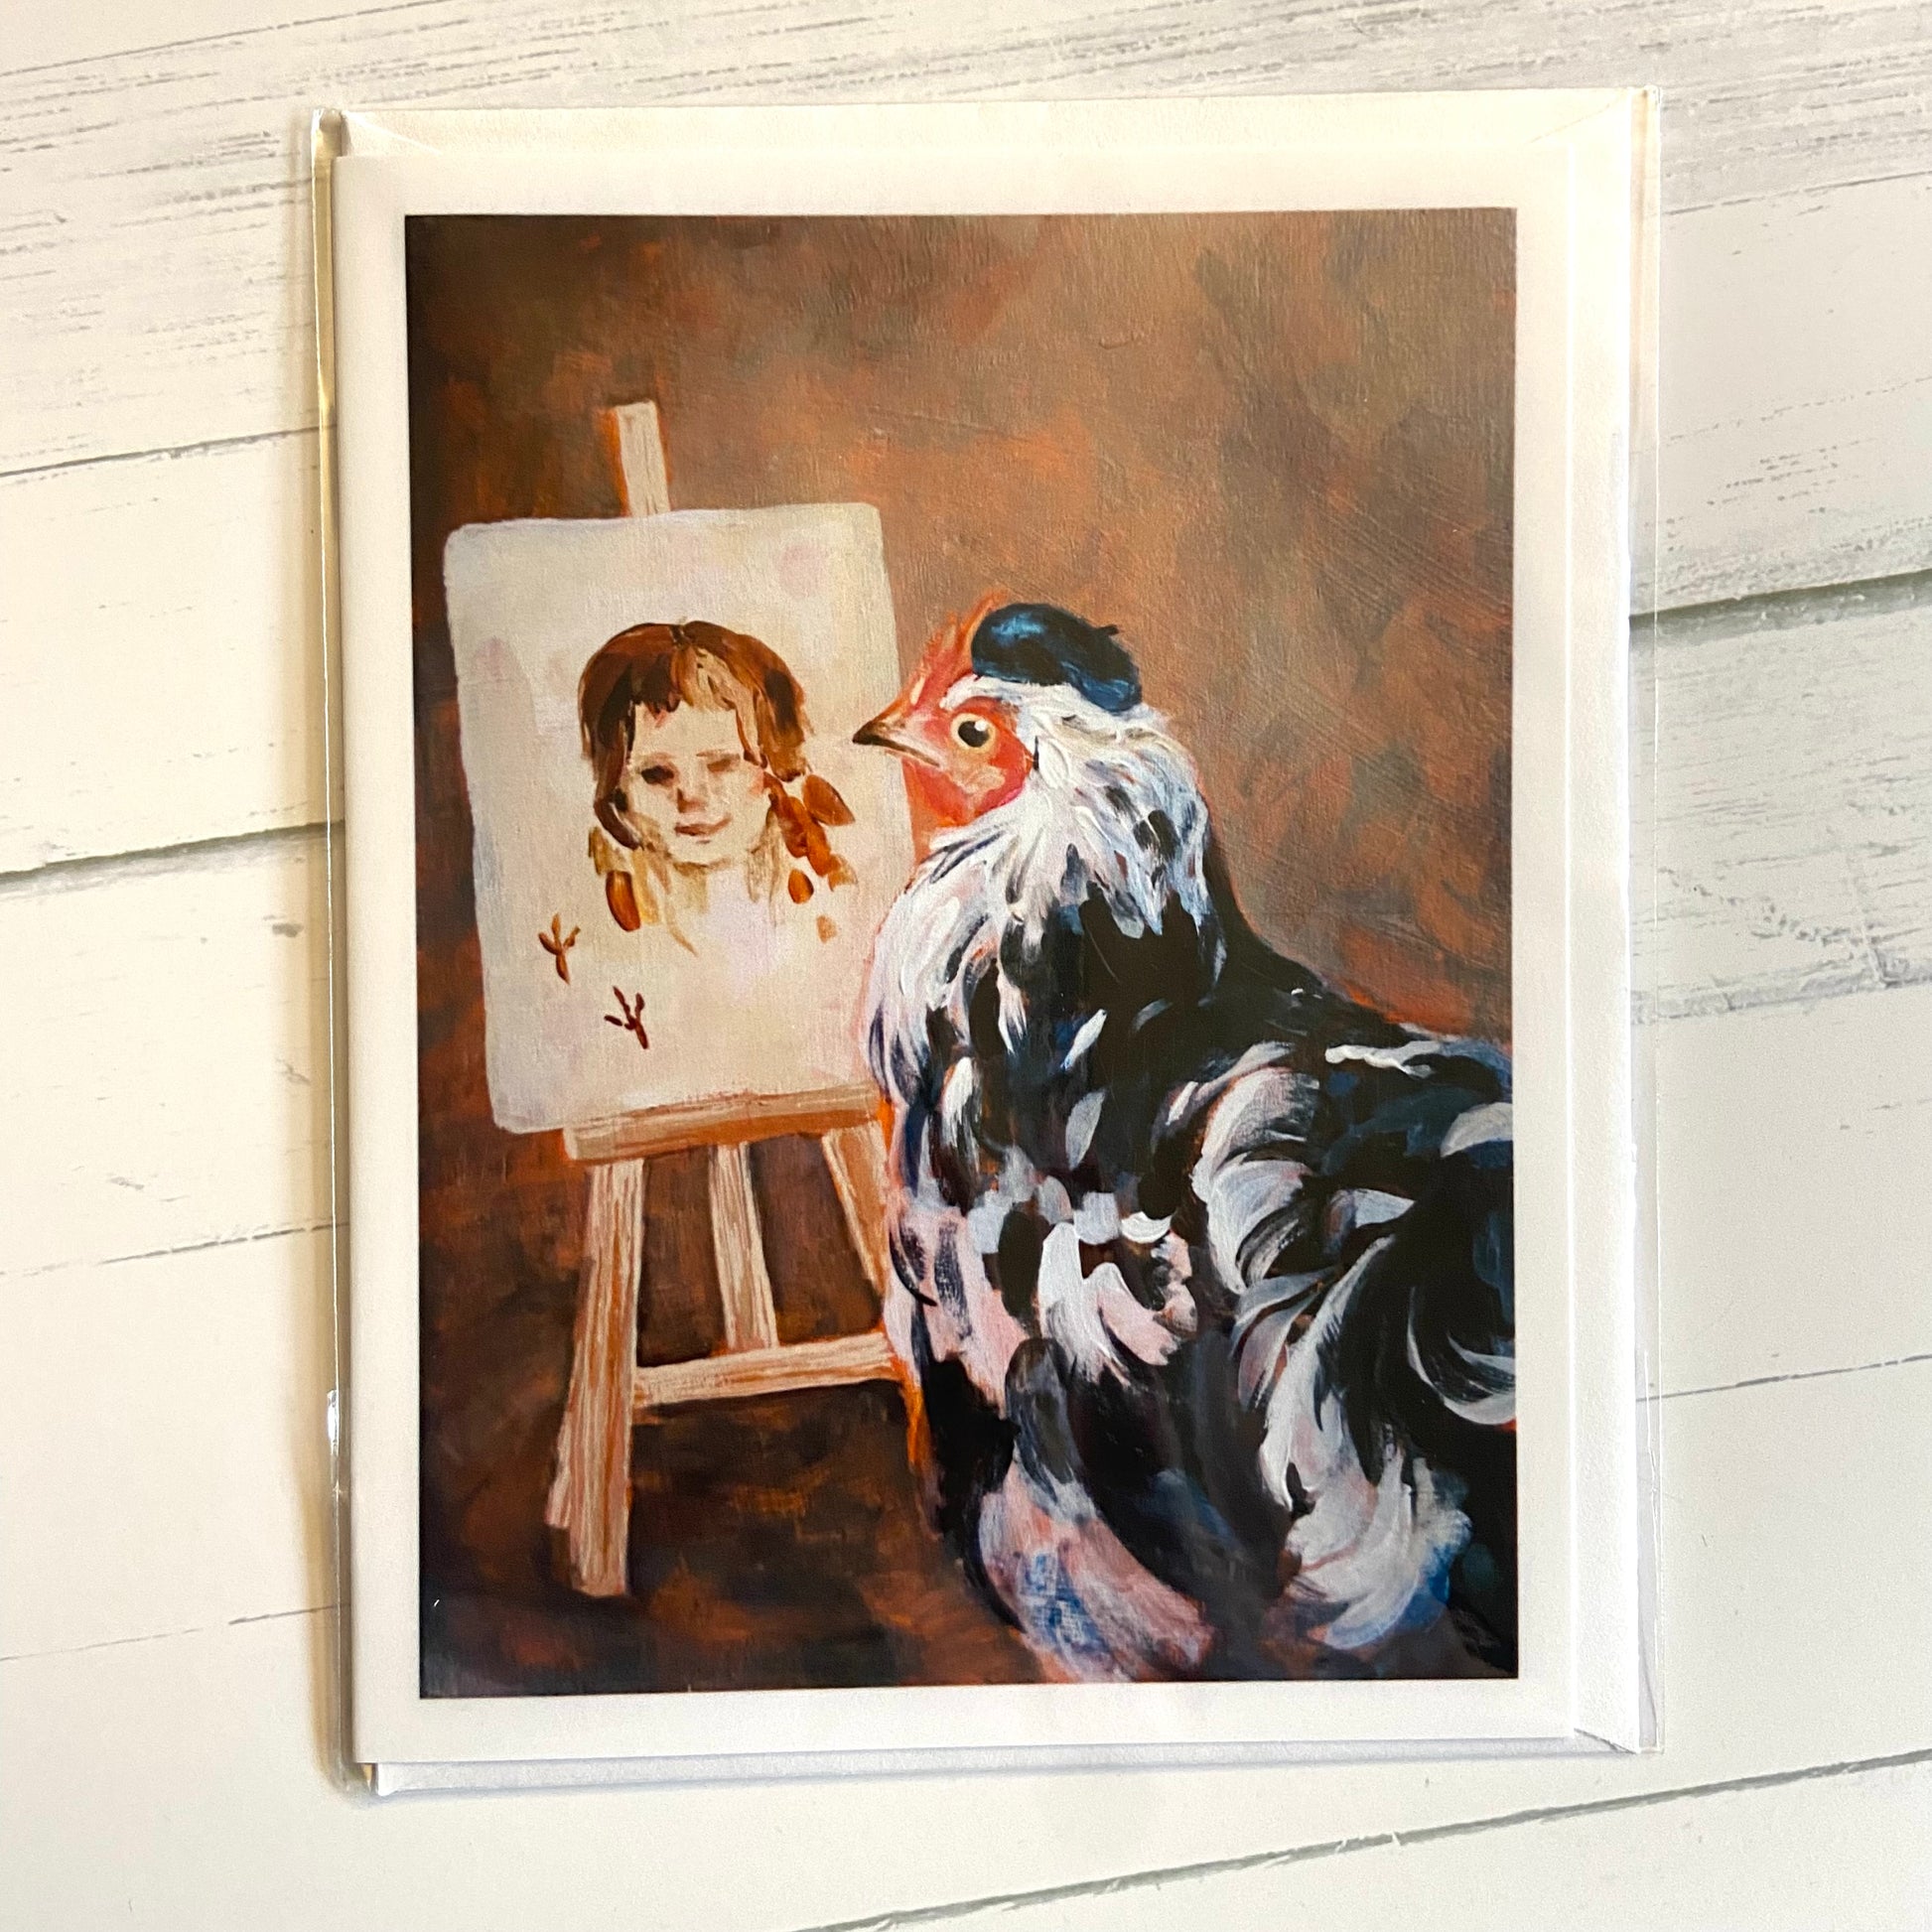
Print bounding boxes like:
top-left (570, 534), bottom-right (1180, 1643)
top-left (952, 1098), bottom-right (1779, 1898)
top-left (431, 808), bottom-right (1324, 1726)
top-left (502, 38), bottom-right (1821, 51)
top-left (1193, 1035), bottom-right (1517, 1664)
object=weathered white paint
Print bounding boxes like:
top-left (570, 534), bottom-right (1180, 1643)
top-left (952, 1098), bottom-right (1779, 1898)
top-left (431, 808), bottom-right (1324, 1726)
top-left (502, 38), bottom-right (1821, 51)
top-left (984, 1756), bottom-right (1932, 1931)
top-left (1654, 174), bottom-right (1932, 609)
top-left (4, 0), bottom-right (1929, 1919)
top-left (1641, 585), bottom-right (1932, 1020)
top-left (0, 1228), bottom-right (337, 1662)
top-left (0, 834), bottom-right (333, 1280)
top-left (0, 431), bottom-right (327, 874)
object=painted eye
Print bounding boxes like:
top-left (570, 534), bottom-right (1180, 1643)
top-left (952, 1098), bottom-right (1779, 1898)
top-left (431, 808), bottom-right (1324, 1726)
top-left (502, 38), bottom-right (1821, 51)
top-left (637, 764), bottom-right (676, 787)
top-left (952, 715), bottom-right (993, 751)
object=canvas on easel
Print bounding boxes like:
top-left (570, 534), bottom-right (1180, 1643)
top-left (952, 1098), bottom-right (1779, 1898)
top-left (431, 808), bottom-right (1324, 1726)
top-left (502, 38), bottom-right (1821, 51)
top-left (443, 404), bottom-right (911, 1593)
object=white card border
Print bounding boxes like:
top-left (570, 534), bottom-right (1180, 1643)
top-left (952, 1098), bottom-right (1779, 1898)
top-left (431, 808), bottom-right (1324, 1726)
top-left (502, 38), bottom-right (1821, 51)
top-left (332, 92), bottom-right (1641, 1771)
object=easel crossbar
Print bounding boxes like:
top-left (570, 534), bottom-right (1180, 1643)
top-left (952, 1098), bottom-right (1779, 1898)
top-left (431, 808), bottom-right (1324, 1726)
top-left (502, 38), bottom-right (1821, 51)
top-left (634, 1330), bottom-right (898, 1414)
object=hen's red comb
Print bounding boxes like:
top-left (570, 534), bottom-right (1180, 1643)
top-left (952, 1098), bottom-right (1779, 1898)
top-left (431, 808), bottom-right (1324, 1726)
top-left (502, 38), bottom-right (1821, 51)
top-left (903, 590), bottom-right (1008, 711)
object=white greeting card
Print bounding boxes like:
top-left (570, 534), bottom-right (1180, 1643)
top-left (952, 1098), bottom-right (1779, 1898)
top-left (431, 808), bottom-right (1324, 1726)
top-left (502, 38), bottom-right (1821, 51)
top-left (325, 92), bottom-right (1656, 1789)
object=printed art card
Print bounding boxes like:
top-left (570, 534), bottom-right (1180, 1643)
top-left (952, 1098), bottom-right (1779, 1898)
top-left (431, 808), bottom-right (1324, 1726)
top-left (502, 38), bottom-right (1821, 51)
top-left (326, 95), bottom-right (1657, 1789)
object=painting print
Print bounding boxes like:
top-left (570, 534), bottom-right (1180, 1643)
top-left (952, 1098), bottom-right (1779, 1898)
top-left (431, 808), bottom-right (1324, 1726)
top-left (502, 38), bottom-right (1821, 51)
top-left (409, 210), bottom-right (1516, 1698)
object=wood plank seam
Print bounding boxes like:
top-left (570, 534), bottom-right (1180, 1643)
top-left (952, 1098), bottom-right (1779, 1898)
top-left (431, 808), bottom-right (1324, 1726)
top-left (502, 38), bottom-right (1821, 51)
top-left (12, 159), bottom-right (1932, 602)
top-left (0, 424), bottom-right (311, 487)
top-left (1635, 562), bottom-right (1932, 629)
top-left (0, 0), bottom-right (459, 82)
top-left (1, 550), bottom-right (1913, 885)
top-left (1653, 1349), bottom-right (1932, 1404)
top-left (0, 820), bottom-right (336, 899)
top-left (782, 1747), bottom-right (1932, 1932)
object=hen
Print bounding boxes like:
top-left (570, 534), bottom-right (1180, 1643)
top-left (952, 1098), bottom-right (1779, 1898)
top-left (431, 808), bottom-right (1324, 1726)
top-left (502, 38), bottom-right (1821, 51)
top-left (855, 600), bottom-right (1515, 1680)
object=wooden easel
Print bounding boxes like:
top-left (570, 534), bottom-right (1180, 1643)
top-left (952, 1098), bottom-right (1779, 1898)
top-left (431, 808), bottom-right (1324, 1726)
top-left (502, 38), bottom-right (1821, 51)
top-left (543, 403), bottom-right (899, 1597)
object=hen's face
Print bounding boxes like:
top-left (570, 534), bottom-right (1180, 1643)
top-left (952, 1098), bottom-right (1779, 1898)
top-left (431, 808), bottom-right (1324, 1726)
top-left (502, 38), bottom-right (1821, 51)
top-left (856, 599), bottom-right (1033, 828)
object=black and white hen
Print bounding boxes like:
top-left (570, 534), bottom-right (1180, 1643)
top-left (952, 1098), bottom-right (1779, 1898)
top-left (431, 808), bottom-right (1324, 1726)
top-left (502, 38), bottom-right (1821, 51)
top-left (854, 600), bottom-right (1515, 1681)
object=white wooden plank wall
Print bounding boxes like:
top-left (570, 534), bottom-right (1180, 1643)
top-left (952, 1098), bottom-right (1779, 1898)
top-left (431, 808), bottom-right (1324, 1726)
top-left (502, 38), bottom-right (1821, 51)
top-left (2, 3), bottom-right (1928, 1926)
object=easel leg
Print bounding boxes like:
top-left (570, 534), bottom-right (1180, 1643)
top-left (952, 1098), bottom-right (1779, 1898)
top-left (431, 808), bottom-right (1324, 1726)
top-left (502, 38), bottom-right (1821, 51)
top-left (822, 1119), bottom-right (895, 1306)
top-left (708, 1142), bottom-right (780, 1351)
top-left (545, 1158), bottom-right (647, 1596)
top-left (821, 1118), bottom-right (923, 1465)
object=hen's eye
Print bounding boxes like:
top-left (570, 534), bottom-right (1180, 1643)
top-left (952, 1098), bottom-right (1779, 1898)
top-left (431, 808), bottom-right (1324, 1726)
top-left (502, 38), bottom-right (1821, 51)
top-left (953, 715), bottom-right (993, 751)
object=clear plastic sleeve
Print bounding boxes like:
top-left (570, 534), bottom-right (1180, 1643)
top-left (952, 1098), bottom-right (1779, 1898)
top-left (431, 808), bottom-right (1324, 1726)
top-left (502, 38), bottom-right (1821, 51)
top-left (314, 93), bottom-right (1663, 1792)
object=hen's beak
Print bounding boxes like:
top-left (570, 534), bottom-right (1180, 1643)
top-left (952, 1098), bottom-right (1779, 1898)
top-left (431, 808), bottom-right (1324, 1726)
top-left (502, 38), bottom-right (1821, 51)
top-left (854, 707), bottom-right (932, 763)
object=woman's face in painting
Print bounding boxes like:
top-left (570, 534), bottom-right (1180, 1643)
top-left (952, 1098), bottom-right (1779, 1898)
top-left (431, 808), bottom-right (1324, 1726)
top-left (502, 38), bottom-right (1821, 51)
top-left (621, 701), bottom-right (769, 872)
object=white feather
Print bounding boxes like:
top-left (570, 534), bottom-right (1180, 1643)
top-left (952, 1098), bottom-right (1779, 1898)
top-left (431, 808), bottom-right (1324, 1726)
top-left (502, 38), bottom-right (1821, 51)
top-left (1442, 1100), bottom-right (1513, 1157)
top-left (1064, 1089), bottom-right (1105, 1167)
top-left (1073, 1191), bottom-right (1121, 1243)
top-left (1062, 1007), bottom-right (1109, 1072)
top-left (1323, 1036), bottom-right (1440, 1077)
top-left (1037, 1221), bottom-right (1115, 1379)
top-left (1256, 1236), bottom-right (1471, 1650)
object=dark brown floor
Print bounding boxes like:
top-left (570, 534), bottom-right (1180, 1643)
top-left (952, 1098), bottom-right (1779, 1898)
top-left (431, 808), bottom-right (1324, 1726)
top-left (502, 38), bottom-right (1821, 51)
top-left (423, 1379), bottom-right (1043, 1698)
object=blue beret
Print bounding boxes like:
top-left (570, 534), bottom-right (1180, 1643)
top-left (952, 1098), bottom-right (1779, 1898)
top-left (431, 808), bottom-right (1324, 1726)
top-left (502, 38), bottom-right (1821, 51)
top-left (970, 603), bottom-right (1142, 714)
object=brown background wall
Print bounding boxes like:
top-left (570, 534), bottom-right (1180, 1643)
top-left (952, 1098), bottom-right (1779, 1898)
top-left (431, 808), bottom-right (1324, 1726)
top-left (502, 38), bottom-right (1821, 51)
top-left (407, 210), bottom-right (1513, 1695)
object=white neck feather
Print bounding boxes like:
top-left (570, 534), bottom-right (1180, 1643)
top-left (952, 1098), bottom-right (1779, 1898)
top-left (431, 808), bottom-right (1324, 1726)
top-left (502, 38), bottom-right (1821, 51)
top-left (863, 685), bottom-right (1219, 1113)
